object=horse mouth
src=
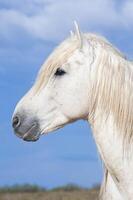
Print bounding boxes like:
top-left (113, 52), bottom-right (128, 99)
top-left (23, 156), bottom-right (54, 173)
top-left (15, 123), bottom-right (40, 142)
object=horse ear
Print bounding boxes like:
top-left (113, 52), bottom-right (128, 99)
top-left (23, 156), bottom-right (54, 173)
top-left (74, 21), bottom-right (83, 48)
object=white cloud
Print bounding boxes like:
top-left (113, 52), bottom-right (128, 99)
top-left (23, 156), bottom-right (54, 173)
top-left (0, 0), bottom-right (132, 42)
top-left (122, 0), bottom-right (133, 28)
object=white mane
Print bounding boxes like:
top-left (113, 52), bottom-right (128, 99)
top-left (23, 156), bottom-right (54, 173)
top-left (87, 35), bottom-right (133, 148)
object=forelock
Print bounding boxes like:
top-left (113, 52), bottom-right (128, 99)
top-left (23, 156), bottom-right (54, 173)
top-left (34, 36), bottom-right (79, 94)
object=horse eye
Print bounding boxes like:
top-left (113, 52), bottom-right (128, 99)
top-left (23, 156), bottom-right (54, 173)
top-left (54, 68), bottom-right (66, 76)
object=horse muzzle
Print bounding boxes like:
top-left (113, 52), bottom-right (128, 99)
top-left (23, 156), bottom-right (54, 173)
top-left (12, 114), bottom-right (41, 142)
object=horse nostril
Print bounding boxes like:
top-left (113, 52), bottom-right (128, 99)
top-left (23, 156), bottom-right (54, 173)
top-left (12, 116), bottom-right (21, 129)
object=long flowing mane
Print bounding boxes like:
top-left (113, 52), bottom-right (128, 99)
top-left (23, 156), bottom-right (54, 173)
top-left (86, 34), bottom-right (133, 148)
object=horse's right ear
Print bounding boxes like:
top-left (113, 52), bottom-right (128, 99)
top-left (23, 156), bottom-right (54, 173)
top-left (74, 21), bottom-right (83, 49)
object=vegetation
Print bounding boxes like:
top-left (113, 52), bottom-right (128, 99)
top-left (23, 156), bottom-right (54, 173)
top-left (51, 183), bottom-right (85, 192)
top-left (0, 184), bottom-right (100, 200)
top-left (0, 184), bottom-right (46, 193)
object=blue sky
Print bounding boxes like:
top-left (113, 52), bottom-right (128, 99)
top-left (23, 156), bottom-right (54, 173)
top-left (0, 0), bottom-right (133, 189)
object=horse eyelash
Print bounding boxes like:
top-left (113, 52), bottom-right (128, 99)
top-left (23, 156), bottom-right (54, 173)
top-left (54, 68), bottom-right (66, 76)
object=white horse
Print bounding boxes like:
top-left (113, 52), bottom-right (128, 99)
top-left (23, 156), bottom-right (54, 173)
top-left (12, 23), bottom-right (133, 200)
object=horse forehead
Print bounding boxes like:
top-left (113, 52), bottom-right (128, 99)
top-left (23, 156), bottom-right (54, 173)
top-left (42, 40), bottom-right (78, 74)
top-left (33, 38), bottom-right (78, 94)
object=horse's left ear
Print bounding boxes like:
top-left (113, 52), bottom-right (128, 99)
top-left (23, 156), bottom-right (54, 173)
top-left (74, 21), bottom-right (83, 48)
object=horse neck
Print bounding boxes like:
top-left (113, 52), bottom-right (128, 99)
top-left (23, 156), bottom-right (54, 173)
top-left (100, 170), bottom-right (122, 200)
top-left (88, 108), bottom-right (133, 200)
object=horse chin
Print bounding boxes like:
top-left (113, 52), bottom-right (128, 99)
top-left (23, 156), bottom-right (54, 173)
top-left (23, 133), bottom-right (40, 142)
top-left (40, 124), bottom-right (66, 136)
